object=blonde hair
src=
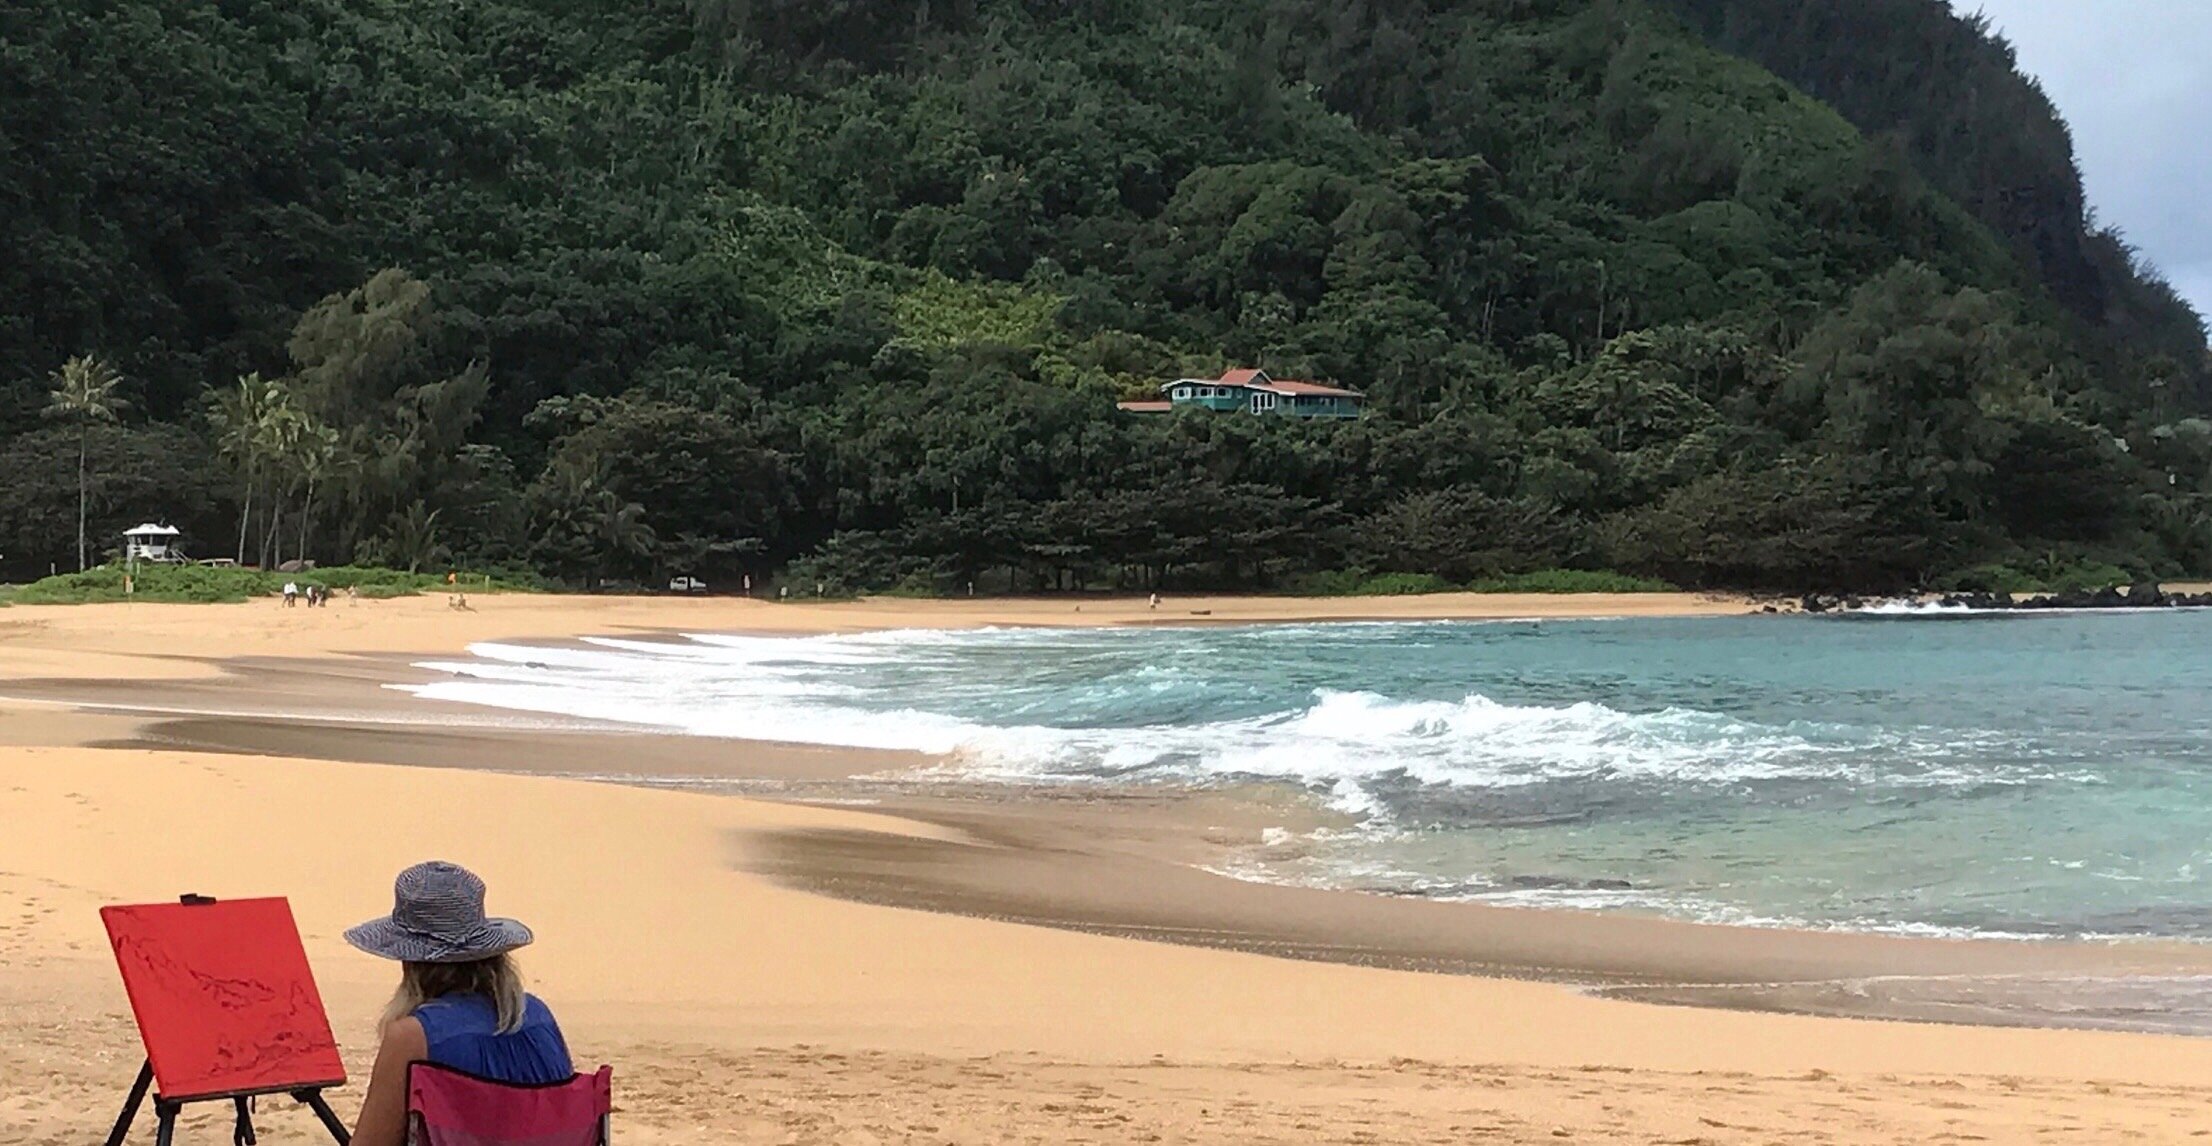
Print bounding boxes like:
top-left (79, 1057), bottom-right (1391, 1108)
top-left (381, 954), bottom-right (526, 1034)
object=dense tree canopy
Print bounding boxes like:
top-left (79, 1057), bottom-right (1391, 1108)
top-left (0, 0), bottom-right (2205, 592)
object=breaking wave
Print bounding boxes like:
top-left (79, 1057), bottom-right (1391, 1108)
top-left (400, 630), bottom-right (2013, 811)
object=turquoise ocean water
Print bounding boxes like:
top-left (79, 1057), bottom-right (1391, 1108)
top-left (408, 610), bottom-right (2212, 942)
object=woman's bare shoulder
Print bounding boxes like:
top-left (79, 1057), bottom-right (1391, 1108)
top-left (379, 1014), bottom-right (429, 1058)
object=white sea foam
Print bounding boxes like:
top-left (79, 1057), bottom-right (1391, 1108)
top-left (400, 631), bottom-right (1993, 808)
top-left (1844, 599), bottom-right (2210, 617)
top-left (396, 623), bottom-right (2212, 944)
top-left (1850, 598), bottom-right (1977, 616)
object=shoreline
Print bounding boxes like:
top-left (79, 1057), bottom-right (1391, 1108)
top-left (8, 605), bottom-right (2212, 1035)
top-left (10, 595), bottom-right (2212, 1141)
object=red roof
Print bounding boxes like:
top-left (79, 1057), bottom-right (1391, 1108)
top-left (1218, 368), bottom-right (1268, 387)
top-left (1261, 380), bottom-right (1362, 398)
top-left (1116, 400), bottom-right (1175, 413)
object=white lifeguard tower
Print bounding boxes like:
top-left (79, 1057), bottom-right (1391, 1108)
top-left (122, 524), bottom-right (185, 565)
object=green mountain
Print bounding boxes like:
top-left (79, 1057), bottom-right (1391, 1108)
top-left (1656, 0), bottom-right (2210, 408)
top-left (1, 0), bottom-right (2205, 592)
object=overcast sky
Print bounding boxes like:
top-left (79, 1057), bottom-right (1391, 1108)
top-left (1954, 1), bottom-right (2212, 320)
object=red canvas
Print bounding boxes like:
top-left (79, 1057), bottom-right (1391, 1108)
top-left (101, 898), bottom-right (347, 1101)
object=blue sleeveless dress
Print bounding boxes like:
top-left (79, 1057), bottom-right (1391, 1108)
top-left (414, 993), bottom-right (574, 1084)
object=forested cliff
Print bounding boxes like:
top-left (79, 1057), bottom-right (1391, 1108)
top-left (1657, 0), bottom-right (2209, 399)
top-left (1, 0), bottom-right (2205, 592)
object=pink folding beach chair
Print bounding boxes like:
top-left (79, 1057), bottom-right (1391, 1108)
top-left (405, 1062), bottom-right (612, 1146)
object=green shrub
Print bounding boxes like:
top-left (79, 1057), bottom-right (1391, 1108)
top-left (11, 564), bottom-right (267, 604)
top-left (780, 531), bottom-right (932, 596)
top-left (2036, 559), bottom-right (2134, 594)
top-left (1285, 570), bottom-right (1457, 596)
top-left (1355, 572), bottom-right (1458, 595)
top-left (1466, 569), bottom-right (1678, 593)
top-left (1938, 557), bottom-right (2134, 595)
top-left (874, 571), bottom-right (949, 598)
top-left (1287, 568), bottom-right (1675, 596)
top-left (6, 562), bottom-right (539, 604)
top-left (1283, 570), bottom-right (1367, 596)
top-left (1936, 563), bottom-right (2042, 594)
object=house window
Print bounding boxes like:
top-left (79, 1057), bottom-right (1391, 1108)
top-left (1174, 387), bottom-right (1190, 398)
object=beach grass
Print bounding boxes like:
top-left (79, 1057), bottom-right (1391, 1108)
top-left (1466, 569), bottom-right (1678, 594)
top-left (5, 563), bottom-right (539, 605)
top-left (1290, 568), bottom-right (1677, 597)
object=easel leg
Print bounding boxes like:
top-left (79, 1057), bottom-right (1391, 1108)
top-left (153, 1102), bottom-right (178, 1146)
top-left (232, 1095), bottom-right (257, 1146)
top-left (294, 1088), bottom-right (352, 1145)
top-left (104, 1060), bottom-right (153, 1146)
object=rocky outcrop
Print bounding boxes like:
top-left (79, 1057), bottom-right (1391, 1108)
top-left (1918, 580), bottom-right (2212, 611)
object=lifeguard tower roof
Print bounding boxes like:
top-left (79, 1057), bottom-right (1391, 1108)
top-left (124, 523), bottom-right (181, 537)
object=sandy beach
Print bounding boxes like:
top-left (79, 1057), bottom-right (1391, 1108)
top-left (7, 592), bottom-right (2212, 1143)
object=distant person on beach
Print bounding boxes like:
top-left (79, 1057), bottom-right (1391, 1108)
top-left (344, 861), bottom-right (573, 1146)
top-left (282, 581), bottom-right (298, 607)
top-left (1149, 592), bottom-right (1160, 610)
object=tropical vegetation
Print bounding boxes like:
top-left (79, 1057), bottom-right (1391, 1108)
top-left (0, 0), bottom-right (2205, 595)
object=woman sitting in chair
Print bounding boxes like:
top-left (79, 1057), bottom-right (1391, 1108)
top-left (346, 861), bottom-right (574, 1146)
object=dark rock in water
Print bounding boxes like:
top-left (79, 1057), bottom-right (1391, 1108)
top-left (1817, 584), bottom-right (2185, 613)
top-left (1761, 604), bottom-right (1778, 613)
top-left (1585, 878), bottom-right (1635, 891)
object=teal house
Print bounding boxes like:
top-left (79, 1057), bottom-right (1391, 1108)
top-left (1118, 368), bottom-right (1364, 418)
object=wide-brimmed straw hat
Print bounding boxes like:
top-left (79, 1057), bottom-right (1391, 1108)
top-left (344, 860), bottom-right (534, 964)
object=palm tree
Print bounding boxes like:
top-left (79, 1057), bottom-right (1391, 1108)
top-left (593, 489), bottom-right (658, 575)
top-left (382, 501), bottom-right (447, 574)
top-left (294, 423), bottom-right (341, 561)
top-left (44, 355), bottom-right (129, 571)
top-left (255, 399), bottom-right (309, 568)
top-left (526, 466), bottom-right (655, 585)
top-left (208, 374), bottom-right (284, 564)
